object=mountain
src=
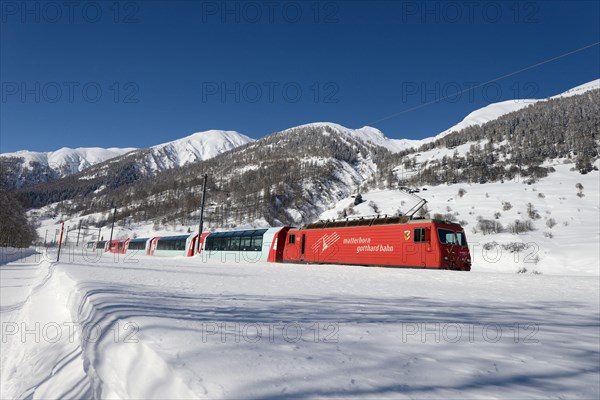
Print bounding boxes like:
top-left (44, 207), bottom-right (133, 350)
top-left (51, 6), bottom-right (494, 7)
top-left (1, 130), bottom-right (253, 189)
top-left (432, 79), bottom-right (600, 141)
top-left (297, 122), bottom-right (422, 153)
top-left (133, 130), bottom-right (253, 171)
top-left (0, 147), bottom-right (136, 189)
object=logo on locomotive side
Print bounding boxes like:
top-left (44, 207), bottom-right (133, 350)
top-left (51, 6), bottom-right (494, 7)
top-left (404, 230), bottom-right (411, 241)
top-left (312, 232), bottom-right (341, 253)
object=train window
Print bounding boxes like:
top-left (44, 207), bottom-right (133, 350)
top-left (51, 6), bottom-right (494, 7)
top-left (251, 236), bottom-right (263, 251)
top-left (456, 231), bottom-right (467, 246)
top-left (204, 230), bottom-right (267, 252)
top-left (128, 241), bottom-right (146, 250)
top-left (229, 237), bottom-right (240, 251)
top-left (240, 236), bottom-right (252, 250)
top-left (414, 228), bottom-right (426, 242)
top-left (437, 228), bottom-right (458, 245)
top-left (289, 234), bottom-right (295, 244)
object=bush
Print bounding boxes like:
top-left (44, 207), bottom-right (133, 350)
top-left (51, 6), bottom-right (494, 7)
top-left (444, 213), bottom-right (458, 222)
top-left (483, 241), bottom-right (499, 251)
top-left (458, 188), bottom-right (467, 198)
top-left (537, 193), bottom-right (545, 198)
top-left (502, 201), bottom-right (512, 211)
top-left (543, 231), bottom-right (553, 238)
top-left (503, 242), bottom-right (527, 253)
top-left (494, 212), bottom-right (501, 219)
top-left (477, 219), bottom-right (504, 234)
top-left (526, 203), bottom-right (541, 220)
top-left (354, 193), bottom-right (363, 205)
top-left (507, 220), bottom-right (534, 234)
top-left (546, 218), bottom-right (557, 228)
top-left (368, 201), bottom-right (380, 214)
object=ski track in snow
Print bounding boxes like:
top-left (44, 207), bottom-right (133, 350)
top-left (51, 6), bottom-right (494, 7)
top-left (1, 249), bottom-right (599, 399)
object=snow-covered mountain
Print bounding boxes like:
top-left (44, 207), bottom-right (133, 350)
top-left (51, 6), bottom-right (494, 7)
top-left (1, 146), bottom-right (136, 175)
top-left (432, 79), bottom-right (600, 141)
top-left (1, 130), bottom-right (253, 188)
top-left (294, 122), bottom-right (422, 153)
top-left (140, 130), bottom-right (253, 171)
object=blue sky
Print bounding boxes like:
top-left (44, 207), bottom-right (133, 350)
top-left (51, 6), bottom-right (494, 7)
top-left (1, 0), bottom-right (599, 152)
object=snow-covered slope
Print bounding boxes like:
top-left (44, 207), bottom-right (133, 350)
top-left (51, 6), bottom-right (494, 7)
top-left (551, 78), bottom-right (600, 99)
top-left (295, 122), bottom-right (421, 153)
top-left (1, 147), bottom-right (136, 175)
top-left (143, 130), bottom-right (253, 170)
top-left (432, 79), bottom-right (600, 140)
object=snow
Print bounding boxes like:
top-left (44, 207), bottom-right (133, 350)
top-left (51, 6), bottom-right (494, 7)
top-left (294, 122), bottom-right (421, 153)
top-left (1, 248), bottom-right (598, 399)
top-left (431, 100), bottom-right (539, 140)
top-left (551, 78), bottom-right (600, 99)
top-left (149, 130), bottom-right (254, 168)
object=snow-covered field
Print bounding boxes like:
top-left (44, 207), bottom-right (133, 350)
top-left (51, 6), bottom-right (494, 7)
top-left (1, 247), bottom-right (599, 399)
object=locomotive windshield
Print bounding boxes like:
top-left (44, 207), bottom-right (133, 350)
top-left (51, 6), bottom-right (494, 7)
top-left (437, 228), bottom-right (467, 246)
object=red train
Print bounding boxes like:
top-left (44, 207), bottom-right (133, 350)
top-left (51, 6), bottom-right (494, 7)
top-left (91, 216), bottom-right (471, 271)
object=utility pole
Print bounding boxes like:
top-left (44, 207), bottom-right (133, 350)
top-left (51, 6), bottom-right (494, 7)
top-left (57, 222), bottom-right (65, 262)
top-left (196, 174), bottom-right (208, 254)
top-left (109, 202), bottom-right (117, 246)
top-left (76, 220), bottom-right (82, 246)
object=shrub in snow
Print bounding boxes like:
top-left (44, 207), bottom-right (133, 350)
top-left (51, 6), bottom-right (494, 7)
top-left (546, 218), bottom-right (557, 229)
top-left (526, 203), bottom-right (541, 220)
top-left (477, 219), bottom-right (504, 234)
top-left (444, 213), bottom-right (457, 222)
top-left (354, 193), bottom-right (363, 205)
top-left (483, 241), bottom-right (499, 251)
top-left (368, 201), bottom-right (380, 214)
top-left (543, 231), bottom-right (553, 238)
top-left (507, 220), bottom-right (534, 234)
top-left (538, 193), bottom-right (545, 198)
top-left (494, 212), bottom-right (501, 219)
top-left (502, 201), bottom-right (512, 211)
top-left (458, 188), bottom-right (467, 198)
top-left (503, 242), bottom-right (527, 253)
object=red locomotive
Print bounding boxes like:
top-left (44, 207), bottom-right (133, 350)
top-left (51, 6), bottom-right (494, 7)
top-left (281, 216), bottom-right (471, 271)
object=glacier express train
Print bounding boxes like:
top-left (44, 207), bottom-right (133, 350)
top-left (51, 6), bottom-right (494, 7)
top-left (90, 216), bottom-right (471, 271)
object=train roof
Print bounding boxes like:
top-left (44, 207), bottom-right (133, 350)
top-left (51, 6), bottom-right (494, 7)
top-left (300, 216), bottom-right (463, 230)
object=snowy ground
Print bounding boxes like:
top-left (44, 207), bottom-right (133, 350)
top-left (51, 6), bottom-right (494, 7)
top-left (1, 248), bottom-right (599, 399)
